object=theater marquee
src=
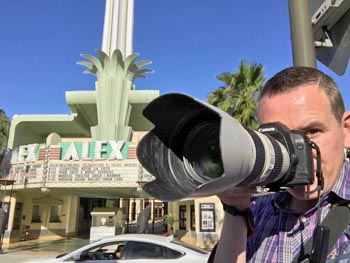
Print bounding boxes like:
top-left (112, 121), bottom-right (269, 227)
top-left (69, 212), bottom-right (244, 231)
top-left (0, 141), bottom-right (150, 185)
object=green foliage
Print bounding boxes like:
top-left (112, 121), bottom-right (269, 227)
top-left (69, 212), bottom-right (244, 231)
top-left (77, 49), bottom-right (153, 81)
top-left (0, 109), bottom-right (10, 153)
top-left (163, 214), bottom-right (177, 226)
top-left (207, 61), bottom-right (266, 130)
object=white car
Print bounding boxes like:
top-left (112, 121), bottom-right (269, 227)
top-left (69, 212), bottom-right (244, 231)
top-left (21, 234), bottom-right (210, 263)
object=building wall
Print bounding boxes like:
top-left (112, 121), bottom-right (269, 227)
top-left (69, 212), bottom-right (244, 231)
top-left (166, 196), bottom-right (224, 249)
top-left (2, 192), bottom-right (76, 243)
top-left (1, 192), bottom-right (164, 244)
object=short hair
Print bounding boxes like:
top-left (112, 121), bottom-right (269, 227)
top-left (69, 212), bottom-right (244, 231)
top-left (257, 66), bottom-right (345, 123)
top-left (116, 244), bottom-right (125, 252)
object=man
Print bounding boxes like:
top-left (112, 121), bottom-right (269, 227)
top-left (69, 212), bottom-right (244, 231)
top-left (115, 244), bottom-right (125, 259)
top-left (211, 67), bottom-right (350, 262)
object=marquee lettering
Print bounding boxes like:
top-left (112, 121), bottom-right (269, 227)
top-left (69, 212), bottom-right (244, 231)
top-left (108, 141), bottom-right (124, 160)
top-left (5, 141), bottom-right (130, 165)
top-left (63, 143), bottom-right (80, 161)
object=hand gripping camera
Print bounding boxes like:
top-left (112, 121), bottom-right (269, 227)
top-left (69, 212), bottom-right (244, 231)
top-left (136, 93), bottom-right (314, 201)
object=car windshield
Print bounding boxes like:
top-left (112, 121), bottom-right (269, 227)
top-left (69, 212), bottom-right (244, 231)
top-left (171, 240), bottom-right (209, 255)
top-left (56, 253), bottom-right (68, 258)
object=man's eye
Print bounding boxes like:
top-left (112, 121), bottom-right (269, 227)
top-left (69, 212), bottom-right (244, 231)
top-left (305, 129), bottom-right (320, 138)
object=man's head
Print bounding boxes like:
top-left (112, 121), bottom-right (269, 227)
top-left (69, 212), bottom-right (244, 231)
top-left (256, 66), bottom-right (350, 201)
top-left (257, 66), bottom-right (344, 123)
top-left (115, 244), bottom-right (125, 258)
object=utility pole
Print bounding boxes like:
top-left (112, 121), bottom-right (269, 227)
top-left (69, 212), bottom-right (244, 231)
top-left (288, 0), bottom-right (317, 67)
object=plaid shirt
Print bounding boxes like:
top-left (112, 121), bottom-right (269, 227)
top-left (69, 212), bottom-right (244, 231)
top-left (247, 159), bottom-right (350, 262)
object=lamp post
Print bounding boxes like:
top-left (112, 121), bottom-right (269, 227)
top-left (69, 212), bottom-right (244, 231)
top-left (0, 179), bottom-right (16, 254)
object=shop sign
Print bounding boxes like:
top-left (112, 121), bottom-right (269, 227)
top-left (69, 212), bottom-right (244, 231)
top-left (199, 203), bottom-right (216, 232)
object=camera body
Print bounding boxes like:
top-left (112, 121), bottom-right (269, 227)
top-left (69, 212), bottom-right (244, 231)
top-left (258, 122), bottom-right (314, 191)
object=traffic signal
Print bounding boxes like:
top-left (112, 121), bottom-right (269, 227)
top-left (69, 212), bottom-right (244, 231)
top-left (310, 0), bottom-right (350, 75)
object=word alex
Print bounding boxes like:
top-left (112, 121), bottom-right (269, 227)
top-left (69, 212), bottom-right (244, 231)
top-left (9, 141), bottom-right (127, 164)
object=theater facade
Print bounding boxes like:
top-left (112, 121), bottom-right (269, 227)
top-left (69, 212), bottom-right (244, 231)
top-left (0, 131), bottom-right (158, 242)
top-left (0, 49), bottom-right (222, 248)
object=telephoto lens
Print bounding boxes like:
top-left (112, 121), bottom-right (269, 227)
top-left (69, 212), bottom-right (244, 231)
top-left (137, 93), bottom-right (313, 201)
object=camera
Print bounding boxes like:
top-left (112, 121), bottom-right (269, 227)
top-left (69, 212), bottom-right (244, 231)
top-left (136, 93), bottom-right (314, 201)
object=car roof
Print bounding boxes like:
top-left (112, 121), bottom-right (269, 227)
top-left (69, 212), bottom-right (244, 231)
top-left (21, 234), bottom-right (209, 263)
top-left (62, 233), bottom-right (209, 261)
top-left (96, 234), bottom-right (209, 255)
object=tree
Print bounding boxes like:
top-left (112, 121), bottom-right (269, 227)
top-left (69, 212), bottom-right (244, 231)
top-left (162, 214), bottom-right (177, 235)
top-left (207, 61), bottom-right (266, 130)
top-left (0, 110), bottom-right (10, 155)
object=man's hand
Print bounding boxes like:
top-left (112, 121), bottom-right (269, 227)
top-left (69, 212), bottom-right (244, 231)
top-left (218, 187), bottom-right (257, 210)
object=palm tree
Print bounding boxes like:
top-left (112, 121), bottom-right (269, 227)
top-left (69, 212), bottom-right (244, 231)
top-left (0, 109), bottom-right (10, 155)
top-left (207, 61), bottom-right (266, 130)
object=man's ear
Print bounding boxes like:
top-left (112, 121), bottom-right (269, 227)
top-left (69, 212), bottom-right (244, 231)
top-left (343, 111), bottom-right (350, 148)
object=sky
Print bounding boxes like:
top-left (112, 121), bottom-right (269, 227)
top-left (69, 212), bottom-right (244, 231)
top-left (0, 0), bottom-right (349, 120)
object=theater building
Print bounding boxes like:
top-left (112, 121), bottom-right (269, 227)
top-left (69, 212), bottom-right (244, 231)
top-left (0, 1), bottom-right (222, 249)
top-left (0, 131), bottom-right (159, 242)
top-left (0, 47), bottom-right (162, 243)
top-left (0, 48), bottom-right (222, 249)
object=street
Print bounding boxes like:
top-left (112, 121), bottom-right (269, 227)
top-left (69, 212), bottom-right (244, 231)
top-left (0, 237), bottom-right (90, 263)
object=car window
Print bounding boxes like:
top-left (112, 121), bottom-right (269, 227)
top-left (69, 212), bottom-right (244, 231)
top-left (124, 241), bottom-right (184, 260)
top-left (78, 241), bottom-right (127, 261)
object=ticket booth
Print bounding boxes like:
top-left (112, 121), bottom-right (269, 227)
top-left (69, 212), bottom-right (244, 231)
top-left (90, 208), bottom-right (125, 242)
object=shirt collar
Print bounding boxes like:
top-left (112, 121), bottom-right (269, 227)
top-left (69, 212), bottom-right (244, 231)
top-left (328, 158), bottom-right (350, 201)
top-left (271, 159), bottom-right (350, 212)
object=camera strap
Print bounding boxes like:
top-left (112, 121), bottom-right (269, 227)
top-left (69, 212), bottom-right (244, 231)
top-left (292, 202), bottom-right (350, 263)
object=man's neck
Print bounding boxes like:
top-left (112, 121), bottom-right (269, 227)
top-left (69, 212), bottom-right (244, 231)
top-left (290, 197), bottom-right (318, 213)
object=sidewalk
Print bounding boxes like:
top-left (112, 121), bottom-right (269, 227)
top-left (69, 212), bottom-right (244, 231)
top-left (3, 236), bottom-right (66, 251)
top-left (0, 237), bottom-right (89, 263)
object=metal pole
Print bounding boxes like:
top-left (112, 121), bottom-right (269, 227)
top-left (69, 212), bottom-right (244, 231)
top-left (288, 0), bottom-right (317, 67)
top-left (151, 199), bottom-right (155, 233)
top-left (0, 180), bottom-right (16, 253)
top-left (0, 183), bottom-right (6, 254)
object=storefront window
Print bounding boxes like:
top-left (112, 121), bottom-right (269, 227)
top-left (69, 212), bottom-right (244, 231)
top-left (190, 205), bottom-right (195, 231)
top-left (144, 199), bottom-right (150, 209)
top-left (91, 215), bottom-right (115, 227)
top-left (31, 204), bottom-right (42, 223)
top-left (153, 202), bottom-right (163, 220)
top-left (179, 205), bottom-right (186, 230)
top-left (13, 202), bottom-right (23, 230)
top-left (49, 205), bottom-right (61, 223)
top-left (131, 201), bottom-right (136, 221)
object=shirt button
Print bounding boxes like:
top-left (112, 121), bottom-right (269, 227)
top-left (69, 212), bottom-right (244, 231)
top-left (300, 216), bottom-right (307, 223)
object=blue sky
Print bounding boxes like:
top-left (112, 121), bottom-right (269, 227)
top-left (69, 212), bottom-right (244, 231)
top-left (0, 0), bottom-right (349, 119)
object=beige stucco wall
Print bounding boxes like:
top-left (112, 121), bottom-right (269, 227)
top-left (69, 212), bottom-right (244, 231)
top-left (1, 192), bottom-right (77, 243)
top-left (167, 195), bottom-right (224, 249)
